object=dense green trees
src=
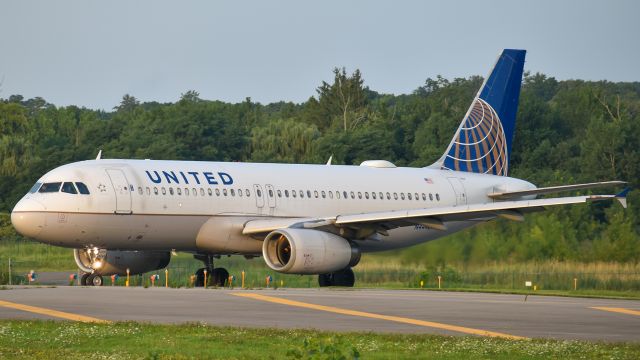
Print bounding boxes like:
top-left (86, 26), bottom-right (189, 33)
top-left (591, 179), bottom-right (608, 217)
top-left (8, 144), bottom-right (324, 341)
top-left (0, 71), bottom-right (638, 264)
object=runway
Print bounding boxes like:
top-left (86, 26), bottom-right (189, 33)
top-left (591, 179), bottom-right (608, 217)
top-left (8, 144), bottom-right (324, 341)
top-left (0, 286), bottom-right (639, 341)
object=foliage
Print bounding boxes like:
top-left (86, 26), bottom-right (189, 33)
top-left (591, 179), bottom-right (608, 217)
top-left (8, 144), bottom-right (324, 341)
top-left (0, 71), bottom-right (639, 265)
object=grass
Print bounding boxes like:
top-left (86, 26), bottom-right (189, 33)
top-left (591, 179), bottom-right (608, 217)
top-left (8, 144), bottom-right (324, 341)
top-left (0, 320), bottom-right (639, 359)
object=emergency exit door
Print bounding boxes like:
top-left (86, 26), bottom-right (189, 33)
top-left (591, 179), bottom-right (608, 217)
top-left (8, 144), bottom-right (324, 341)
top-left (106, 169), bottom-right (132, 214)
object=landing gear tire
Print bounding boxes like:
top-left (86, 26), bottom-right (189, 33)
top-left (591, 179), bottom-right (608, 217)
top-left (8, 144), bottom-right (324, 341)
top-left (195, 268), bottom-right (206, 287)
top-left (91, 275), bottom-right (103, 286)
top-left (318, 268), bottom-right (355, 287)
top-left (211, 268), bottom-right (229, 287)
top-left (80, 273), bottom-right (90, 286)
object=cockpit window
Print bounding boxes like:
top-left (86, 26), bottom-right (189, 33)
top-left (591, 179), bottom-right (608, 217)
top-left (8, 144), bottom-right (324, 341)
top-left (61, 182), bottom-right (78, 194)
top-left (39, 182), bottom-right (62, 193)
top-left (75, 182), bottom-right (90, 195)
top-left (29, 182), bottom-right (42, 193)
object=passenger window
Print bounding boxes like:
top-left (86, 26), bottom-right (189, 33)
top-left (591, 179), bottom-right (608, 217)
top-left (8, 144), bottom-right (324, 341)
top-left (207, 188), bottom-right (212, 196)
top-left (372, 192), bottom-right (376, 199)
top-left (422, 193), bottom-right (426, 201)
top-left (146, 187), bottom-right (150, 196)
top-left (407, 193), bottom-right (412, 200)
top-left (343, 191), bottom-right (348, 199)
top-left (277, 190), bottom-right (282, 198)
top-left (223, 189), bottom-right (228, 196)
top-left (231, 189), bottom-right (235, 197)
top-left (386, 192), bottom-right (391, 200)
top-left (321, 191), bottom-right (326, 199)
top-left (327, 191), bottom-right (332, 199)
top-left (138, 186), bottom-right (143, 195)
top-left (357, 192), bottom-right (362, 199)
top-left (436, 193), bottom-right (440, 201)
top-left (161, 187), bottom-right (166, 195)
top-left (76, 182), bottom-right (90, 195)
top-left (193, 188), bottom-right (197, 196)
top-left (336, 191), bottom-right (341, 199)
top-left (292, 190), bottom-right (297, 198)
top-left (393, 193), bottom-right (398, 200)
top-left (237, 189), bottom-right (242, 197)
top-left (200, 188), bottom-right (205, 196)
top-left (415, 193), bottom-right (419, 201)
top-left (245, 189), bottom-right (250, 197)
top-left (256, 189), bottom-right (261, 197)
top-left (169, 187), bottom-right (174, 195)
top-left (401, 193), bottom-right (405, 200)
top-left (429, 193), bottom-right (433, 201)
top-left (285, 190), bottom-right (289, 198)
top-left (29, 182), bottom-right (42, 193)
top-left (299, 190), bottom-right (304, 198)
top-left (364, 192), bottom-right (369, 199)
top-left (185, 188), bottom-right (190, 196)
top-left (307, 190), bottom-right (311, 198)
top-left (215, 189), bottom-right (220, 196)
top-left (39, 182), bottom-right (62, 193)
top-left (61, 182), bottom-right (78, 194)
top-left (154, 187), bottom-right (159, 195)
top-left (314, 190), bottom-right (319, 198)
top-left (379, 192), bottom-right (383, 200)
top-left (177, 188), bottom-right (182, 196)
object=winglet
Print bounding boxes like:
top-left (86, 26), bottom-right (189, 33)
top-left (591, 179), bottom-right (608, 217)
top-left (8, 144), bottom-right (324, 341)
top-left (616, 188), bottom-right (631, 209)
top-left (96, 149), bottom-right (102, 160)
top-left (326, 155), bottom-right (333, 166)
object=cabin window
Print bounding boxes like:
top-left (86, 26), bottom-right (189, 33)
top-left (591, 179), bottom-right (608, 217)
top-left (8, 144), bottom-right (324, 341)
top-left (153, 187), bottom-right (159, 195)
top-left (39, 182), bottom-right (62, 193)
top-left (343, 191), bottom-right (348, 199)
top-left (292, 190), bottom-right (297, 198)
top-left (364, 192), bottom-right (369, 199)
top-left (215, 189), bottom-right (220, 196)
top-left (436, 193), bottom-right (440, 201)
top-left (169, 187), bottom-right (174, 195)
top-left (400, 193), bottom-right (405, 200)
top-left (177, 188), bottom-right (182, 196)
top-left (200, 188), bottom-right (205, 196)
top-left (268, 189), bottom-right (274, 197)
top-left (393, 192), bottom-right (398, 200)
top-left (146, 187), bottom-right (151, 196)
top-left (422, 193), bottom-right (426, 201)
top-left (415, 193), bottom-right (419, 201)
top-left (336, 191), bottom-right (341, 199)
top-left (256, 189), bottom-right (262, 197)
top-left (185, 188), bottom-right (190, 196)
top-left (29, 182), bottom-right (42, 193)
top-left (193, 188), bottom-right (197, 196)
top-left (314, 190), bottom-right (319, 198)
top-left (307, 190), bottom-right (311, 198)
top-left (407, 193), bottom-right (412, 200)
top-left (372, 192), bottom-right (376, 200)
top-left (357, 192), bottom-right (362, 199)
top-left (386, 192), bottom-right (391, 200)
top-left (245, 189), bottom-right (250, 197)
top-left (277, 190), bottom-right (282, 198)
top-left (285, 190), bottom-right (289, 197)
top-left (238, 189), bottom-right (242, 197)
top-left (429, 193), bottom-right (433, 201)
top-left (223, 189), bottom-right (228, 196)
top-left (350, 191), bottom-right (355, 199)
top-left (321, 191), bottom-right (326, 199)
top-left (379, 192), bottom-right (383, 200)
top-left (231, 189), bottom-right (235, 197)
top-left (299, 190), bottom-right (304, 198)
top-left (208, 188), bottom-right (212, 196)
top-left (61, 182), bottom-right (78, 194)
top-left (329, 191), bottom-right (334, 199)
top-left (161, 187), bottom-right (166, 195)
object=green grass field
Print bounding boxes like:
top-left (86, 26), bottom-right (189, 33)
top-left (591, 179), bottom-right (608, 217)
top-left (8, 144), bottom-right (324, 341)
top-left (0, 320), bottom-right (639, 360)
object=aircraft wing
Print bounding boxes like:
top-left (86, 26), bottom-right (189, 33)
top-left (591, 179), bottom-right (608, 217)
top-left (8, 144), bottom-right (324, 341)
top-left (243, 192), bottom-right (627, 237)
top-left (487, 181), bottom-right (626, 200)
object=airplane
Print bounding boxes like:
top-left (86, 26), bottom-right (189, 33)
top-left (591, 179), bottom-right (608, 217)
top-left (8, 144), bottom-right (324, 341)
top-left (11, 49), bottom-right (628, 287)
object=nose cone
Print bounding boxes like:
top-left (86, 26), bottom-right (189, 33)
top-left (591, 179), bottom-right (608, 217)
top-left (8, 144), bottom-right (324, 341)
top-left (11, 198), bottom-right (46, 238)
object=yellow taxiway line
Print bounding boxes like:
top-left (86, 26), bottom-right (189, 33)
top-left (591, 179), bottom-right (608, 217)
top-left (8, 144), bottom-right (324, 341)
top-left (231, 292), bottom-right (527, 340)
top-left (0, 299), bottom-right (111, 323)
top-left (591, 307), bottom-right (640, 317)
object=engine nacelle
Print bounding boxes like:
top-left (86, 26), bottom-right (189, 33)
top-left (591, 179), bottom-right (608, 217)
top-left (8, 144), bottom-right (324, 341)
top-left (262, 229), bottom-right (360, 274)
top-left (74, 249), bottom-right (171, 276)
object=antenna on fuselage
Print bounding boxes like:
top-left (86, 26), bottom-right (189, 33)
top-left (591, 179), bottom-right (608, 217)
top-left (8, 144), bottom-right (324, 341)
top-left (326, 155), bottom-right (333, 165)
top-left (96, 150), bottom-right (102, 160)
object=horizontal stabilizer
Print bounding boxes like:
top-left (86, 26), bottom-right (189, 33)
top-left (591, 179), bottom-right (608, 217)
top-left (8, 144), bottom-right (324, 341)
top-left (487, 181), bottom-right (627, 200)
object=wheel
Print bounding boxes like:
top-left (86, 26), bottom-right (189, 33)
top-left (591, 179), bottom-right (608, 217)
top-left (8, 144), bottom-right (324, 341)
top-left (212, 268), bottom-right (229, 287)
top-left (332, 268), bottom-right (355, 287)
top-left (86, 274), bottom-right (95, 286)
top-left (195, 268), bottom-right (205, 287)
top-left (318, 273), bottom-right (332, 287)
top-left (80, 273), bottom-right (89, 286)
top-left (91, 275), bottom-right (103, 286)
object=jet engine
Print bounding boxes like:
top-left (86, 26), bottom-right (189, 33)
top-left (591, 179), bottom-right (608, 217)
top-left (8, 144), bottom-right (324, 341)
top-left (262, 229), bottom-right (360, 274)
top-left (74, 248), bottom-right (171, 276)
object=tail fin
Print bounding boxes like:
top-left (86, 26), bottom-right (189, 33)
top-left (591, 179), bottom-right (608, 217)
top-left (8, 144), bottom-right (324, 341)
top-left (433, 49), bottom-right (526, 176)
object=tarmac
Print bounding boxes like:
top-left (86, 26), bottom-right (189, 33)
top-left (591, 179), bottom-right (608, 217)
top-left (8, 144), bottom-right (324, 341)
top-left (0, 286), bottom-right (639, 341)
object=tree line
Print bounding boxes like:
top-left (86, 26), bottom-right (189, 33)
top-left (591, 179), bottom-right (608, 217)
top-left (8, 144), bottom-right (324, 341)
top-left (1, 68), bottom-right (638, 264)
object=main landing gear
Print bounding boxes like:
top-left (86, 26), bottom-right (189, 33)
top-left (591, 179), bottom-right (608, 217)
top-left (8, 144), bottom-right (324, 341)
top-left (194, 254), bottom-right (229, 287)
top-left (318, 268), bottom-right (355, 287)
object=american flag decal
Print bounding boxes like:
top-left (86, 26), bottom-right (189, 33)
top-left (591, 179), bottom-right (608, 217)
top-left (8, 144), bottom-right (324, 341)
top-left (424, 178), bottom-right (433, 184)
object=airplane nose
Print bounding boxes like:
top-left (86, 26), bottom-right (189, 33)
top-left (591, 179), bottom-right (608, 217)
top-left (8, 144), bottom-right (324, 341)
top-left (11, 199), bottom-right (46, 238)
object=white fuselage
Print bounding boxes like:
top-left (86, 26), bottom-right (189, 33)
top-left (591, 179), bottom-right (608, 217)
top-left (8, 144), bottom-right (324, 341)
top-left (11, 159), bottom-right (534, 254)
